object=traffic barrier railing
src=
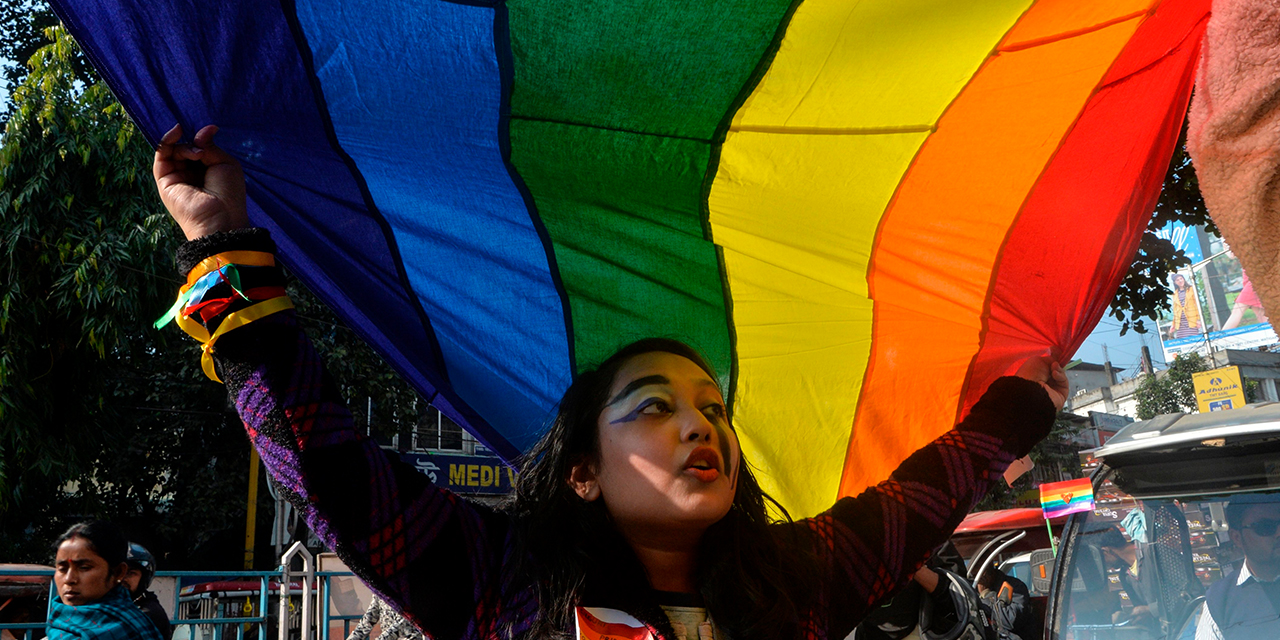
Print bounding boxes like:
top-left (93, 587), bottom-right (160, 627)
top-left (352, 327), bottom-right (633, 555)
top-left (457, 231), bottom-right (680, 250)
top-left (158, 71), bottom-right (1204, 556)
top-left (0, 561), bottom-right (362, 640)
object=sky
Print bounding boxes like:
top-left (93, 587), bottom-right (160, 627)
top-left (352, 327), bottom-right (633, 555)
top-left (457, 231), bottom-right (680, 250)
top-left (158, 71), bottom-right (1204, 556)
top-left (1074, 313), bottom-right (1167, 380)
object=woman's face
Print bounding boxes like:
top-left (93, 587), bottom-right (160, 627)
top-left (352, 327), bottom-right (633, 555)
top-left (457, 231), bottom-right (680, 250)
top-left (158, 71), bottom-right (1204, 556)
top-left (1174, 274), bottom-right (1187, 289)
top-left (579, 351), bottom-right (741, 539)
top-left (55, 537), bottom-right (124, 606)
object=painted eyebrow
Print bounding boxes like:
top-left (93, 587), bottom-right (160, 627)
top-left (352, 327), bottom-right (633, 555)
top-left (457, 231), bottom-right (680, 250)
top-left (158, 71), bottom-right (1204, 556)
top-left (606, 375), bottom-right (722, 407)
top-left (606, 375), bottom-right (670, 407)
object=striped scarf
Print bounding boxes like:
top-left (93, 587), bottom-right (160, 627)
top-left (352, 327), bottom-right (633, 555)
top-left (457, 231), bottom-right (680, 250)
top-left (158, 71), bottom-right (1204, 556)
top-left (47, 585), bottom-right (164, 640)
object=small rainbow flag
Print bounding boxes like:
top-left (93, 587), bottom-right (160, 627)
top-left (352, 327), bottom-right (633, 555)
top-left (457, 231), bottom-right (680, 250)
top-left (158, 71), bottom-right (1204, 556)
top-left (1040, 478), bottom-right (1095, 519)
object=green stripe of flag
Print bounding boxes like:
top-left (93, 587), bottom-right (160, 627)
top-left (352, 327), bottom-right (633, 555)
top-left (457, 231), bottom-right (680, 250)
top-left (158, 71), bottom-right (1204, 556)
top-left (506, 0), bottom-right (794, 375)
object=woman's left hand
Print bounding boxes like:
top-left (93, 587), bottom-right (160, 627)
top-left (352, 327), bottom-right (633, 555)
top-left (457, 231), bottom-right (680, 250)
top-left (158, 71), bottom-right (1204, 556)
top-left (153, 124), bottom-right (248, 240)
top-left (1015, 355), bottom-right (1068, 411)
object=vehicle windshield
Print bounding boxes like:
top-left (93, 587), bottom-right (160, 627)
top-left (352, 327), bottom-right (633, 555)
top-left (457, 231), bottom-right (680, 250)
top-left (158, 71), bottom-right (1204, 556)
top-left (1052, 474), bottom-right (1280, 640)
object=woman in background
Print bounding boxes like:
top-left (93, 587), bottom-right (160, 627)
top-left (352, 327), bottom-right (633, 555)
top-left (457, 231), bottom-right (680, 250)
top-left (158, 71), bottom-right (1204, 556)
top-left (47, 522), bottom-right (163, 640)
top-left (1222, 272), bottom-right (1269, 330)
top-left (1168, 273), bottom-right (1204, 339)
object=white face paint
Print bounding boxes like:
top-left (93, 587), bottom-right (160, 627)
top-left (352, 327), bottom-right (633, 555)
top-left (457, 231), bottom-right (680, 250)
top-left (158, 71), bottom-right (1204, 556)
top-left (578, 352), bottom-right (740, 539)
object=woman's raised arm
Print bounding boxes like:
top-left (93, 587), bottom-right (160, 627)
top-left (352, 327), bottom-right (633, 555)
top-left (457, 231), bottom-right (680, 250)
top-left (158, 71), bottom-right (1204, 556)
top-left (792, 357), bottom-right (1065, 637)
top-left (153, 124), bottom-right (248, 240)
top-left (153, 128), bottom-right (525, 639)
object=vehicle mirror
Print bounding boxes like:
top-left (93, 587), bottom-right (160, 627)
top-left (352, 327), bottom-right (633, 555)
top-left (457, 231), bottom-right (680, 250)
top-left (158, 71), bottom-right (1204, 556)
top-left (1029, 549), bottom-right (1055, 595)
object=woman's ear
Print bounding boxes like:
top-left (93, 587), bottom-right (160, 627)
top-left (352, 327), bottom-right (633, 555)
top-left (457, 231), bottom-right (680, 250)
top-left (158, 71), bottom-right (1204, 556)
top-left (111, 562), bottom-right (129, 584)
top-left (568, 460), bottom-right (601, 501)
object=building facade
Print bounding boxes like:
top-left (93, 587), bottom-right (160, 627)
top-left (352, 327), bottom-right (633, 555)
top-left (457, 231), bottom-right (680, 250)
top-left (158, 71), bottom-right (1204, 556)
top-left (1067, 349), bottom-right (1280, 419)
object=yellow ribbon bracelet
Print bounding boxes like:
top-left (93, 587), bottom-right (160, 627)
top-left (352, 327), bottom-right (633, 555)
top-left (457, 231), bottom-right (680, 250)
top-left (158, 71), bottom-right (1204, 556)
top-left (176, 296), bottom-right (295, 383)
top-left (185, 250), bottom-right (276, 288)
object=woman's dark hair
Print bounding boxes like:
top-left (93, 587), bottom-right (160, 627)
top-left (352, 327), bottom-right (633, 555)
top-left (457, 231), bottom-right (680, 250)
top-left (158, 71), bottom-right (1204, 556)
top-left (504, 338), bottom-right (817, 639)
top-left (53, 521), bottom-right (130, 567)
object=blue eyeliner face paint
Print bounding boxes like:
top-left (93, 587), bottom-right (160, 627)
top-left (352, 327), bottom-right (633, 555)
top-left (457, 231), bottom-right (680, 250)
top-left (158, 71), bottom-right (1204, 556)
top-left (609, 397), bottom-right (664, 425)
top-left (605, 375), bottom-right (670, 408)
top-left (601, 364), bottom-right (737, 488)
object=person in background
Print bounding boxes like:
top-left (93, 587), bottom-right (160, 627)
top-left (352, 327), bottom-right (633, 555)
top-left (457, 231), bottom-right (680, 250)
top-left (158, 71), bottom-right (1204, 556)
top-left (1168, 273), bottom-right (1204, 339)
top-left (855, 542), bottom-right (967, 640)
top-left (346, 597), bottom-right (423, 640)
top-left (1221, 273), bottom-right (1268, 331)
top-left (47, 521), bottom-right (163, 640)
top-left (124, 544), bottom-right (172, 640)
top-left (1196, 494), bottom-right (1280, 640)
top-left (975, 566), bottom-right (1032, 640)
top-left (1097, 527), bottom-right (1159, 630)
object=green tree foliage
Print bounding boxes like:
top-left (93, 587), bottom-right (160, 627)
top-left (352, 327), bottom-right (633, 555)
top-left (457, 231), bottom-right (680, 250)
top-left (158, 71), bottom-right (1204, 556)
top-left (0, 23), bottom-right (251, 564)
top-left (0, 24), bottom-right (421, 566)
top-left (0, 2), bottom-right (58, 126)
top-left (1, 23), bottom-right (186, 503)
top-left (1109, 131), bottom-right (1217, 335)
top-left (975, 413), bottom-right (1086, 511)
top-left (1134, 352), bottom-right (1209, 419)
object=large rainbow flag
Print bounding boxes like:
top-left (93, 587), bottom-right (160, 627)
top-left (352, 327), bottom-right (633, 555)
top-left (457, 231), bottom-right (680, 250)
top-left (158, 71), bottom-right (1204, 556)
top-left (50, 0), bottom-right (1208, 517)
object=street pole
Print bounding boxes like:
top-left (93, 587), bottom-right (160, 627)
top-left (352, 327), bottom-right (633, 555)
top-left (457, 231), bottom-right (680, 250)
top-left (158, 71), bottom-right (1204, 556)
top-left (244, 448), bottom-right (260, 569)
top-left (1190, 268), bottom-right (1215, 356)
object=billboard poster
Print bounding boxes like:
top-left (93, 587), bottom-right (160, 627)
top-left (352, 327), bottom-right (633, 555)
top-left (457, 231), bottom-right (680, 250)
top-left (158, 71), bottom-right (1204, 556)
top-left (1153, 220), bottom-right (1204, 265)
top-left (1157, 232), bottom-right (1276, 361)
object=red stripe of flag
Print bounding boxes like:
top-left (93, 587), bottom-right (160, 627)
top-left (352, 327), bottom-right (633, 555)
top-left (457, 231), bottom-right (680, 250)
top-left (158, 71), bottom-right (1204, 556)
top-left (957, 0), bottom-right (1209, 417)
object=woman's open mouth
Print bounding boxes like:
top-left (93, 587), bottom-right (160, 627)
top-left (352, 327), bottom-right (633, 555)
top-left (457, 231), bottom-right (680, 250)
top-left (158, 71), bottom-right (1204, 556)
top-left (683, 447), bottom-right (721, 482)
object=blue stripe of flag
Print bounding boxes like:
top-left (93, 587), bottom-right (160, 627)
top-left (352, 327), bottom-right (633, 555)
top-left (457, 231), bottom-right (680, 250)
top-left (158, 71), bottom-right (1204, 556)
top-left (293, 0), bottom-right (571, 451)
top-left (50, 0), bottom-right (569, 457)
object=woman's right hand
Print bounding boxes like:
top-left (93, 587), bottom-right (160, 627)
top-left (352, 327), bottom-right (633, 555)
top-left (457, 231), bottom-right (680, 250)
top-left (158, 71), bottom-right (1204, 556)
top-left (1015, 354), bottom-right (1068, 411)
top-left (153, 124), bottom-right (248, 241)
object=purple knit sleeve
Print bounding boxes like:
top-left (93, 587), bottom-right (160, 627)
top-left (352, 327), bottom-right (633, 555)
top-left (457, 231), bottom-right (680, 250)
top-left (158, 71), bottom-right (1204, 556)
top-left (793, 376), bottom-right (1054, 639)
top-left (178, 230), bottom-right (536, 639)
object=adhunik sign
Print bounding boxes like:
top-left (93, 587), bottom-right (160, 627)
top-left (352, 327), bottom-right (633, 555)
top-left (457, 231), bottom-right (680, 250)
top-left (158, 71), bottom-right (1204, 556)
top-left (1192, 366), bottom-right (1246, 413)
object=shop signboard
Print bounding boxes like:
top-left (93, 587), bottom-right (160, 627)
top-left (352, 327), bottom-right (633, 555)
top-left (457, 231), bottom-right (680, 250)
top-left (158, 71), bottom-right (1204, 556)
top-left (402, 452), bottom-right (516, 495)
top-left (1191, 366), bottom-right (1246, 413)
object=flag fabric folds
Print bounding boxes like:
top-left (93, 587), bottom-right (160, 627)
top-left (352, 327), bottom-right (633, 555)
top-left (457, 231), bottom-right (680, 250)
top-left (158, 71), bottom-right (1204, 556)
top-left (50, 0), bottom-right (1208, 517)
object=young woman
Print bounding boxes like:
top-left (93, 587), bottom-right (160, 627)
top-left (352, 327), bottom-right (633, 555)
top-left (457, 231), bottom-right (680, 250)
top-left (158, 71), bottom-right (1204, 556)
top-left (1168, 273), bottom-right (1204, 339)
top-left (152, 125), bottom-right (1067, 640)
top-left (48, 522), bottom-right (164, 640)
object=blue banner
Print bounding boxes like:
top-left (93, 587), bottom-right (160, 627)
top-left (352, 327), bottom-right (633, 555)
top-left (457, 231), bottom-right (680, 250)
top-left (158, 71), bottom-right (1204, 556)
top-left (1154, 221), bottom-right (1203, 265)
top-left (401, 452), bottom-right (516, 495)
